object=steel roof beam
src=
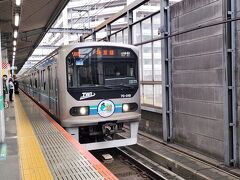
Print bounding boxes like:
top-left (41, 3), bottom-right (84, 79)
top-left (19, 28), bottom-right (45, 39)
top-left (27, 59), bottom-right (41, 62)
top-left (38, 45), bottom-right (59, 49)
top-left (29, 55), bottom-right (47, 58)
top-left (48, 28), bottom-right (93, 34)
top-left (83, 0), bottom-right (149, 39)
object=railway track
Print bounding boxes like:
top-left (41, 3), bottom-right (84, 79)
top-left (91, 147), bottom-right (183, 180)
top-left (116, 129), bottom-right (240, 180)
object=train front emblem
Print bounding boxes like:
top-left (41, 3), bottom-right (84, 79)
top-left (98, 100), bottom-right (115, 117)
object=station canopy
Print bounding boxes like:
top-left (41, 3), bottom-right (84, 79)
top-left (0, 0), bottom-right (70, 73)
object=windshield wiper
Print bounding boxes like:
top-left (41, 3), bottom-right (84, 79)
top-left (103, 85), bottom-right (114, 89)
top-left (119, 84), bottom-right (135, 89)
top-left (104, 84), bottom-right (135, 89)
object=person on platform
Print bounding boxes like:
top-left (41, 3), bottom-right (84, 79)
top-left (13, 78), bottom-right (19, 94)
top-left (8, 78), bottom-right (14, 102)
top-left (2, 75), bottom-right (8, 107)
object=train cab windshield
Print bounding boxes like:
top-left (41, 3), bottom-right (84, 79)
top-left (66, 46), bottom-right (138, 90)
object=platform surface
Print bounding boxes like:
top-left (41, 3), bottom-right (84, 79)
top-left (0, 102), bottom-right (19, 180)
top-left (0, 93), bottom-right (117, 180)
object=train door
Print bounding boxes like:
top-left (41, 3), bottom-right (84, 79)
top-left (54, 66), bottom-right (59, 118)
top-left (48, 66), bottom-right (51, 111)
top-left (40, 70), bottom-right (44, 104)
top-left (42, 69), bottom-right (48, 108)
top-left (33, 73), bottom-right (37, 99)
top-left (37, 71), bottom-right (40, 102)
top-left (30, 76), bottom-right (32, 94)
top-left (52, 65), bottom-right (57, 116)
top-left (48, 66), bottom-right (55, 114)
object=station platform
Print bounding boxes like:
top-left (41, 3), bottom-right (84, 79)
top-left (0, 93), bottom-right (117, 180)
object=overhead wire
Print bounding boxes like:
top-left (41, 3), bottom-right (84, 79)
top-left (71, 0), bottom-right (102, 25)
top-left (78, 0), bottom-right (115, 29)
top-left (71, 0), bottom-right (94, 25)
top-left (39, 0), bottom-right (101, 52)
top-left (47, 0), bottom-right (95, 41)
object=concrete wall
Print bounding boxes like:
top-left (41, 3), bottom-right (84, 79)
top-left (171, 0), bottom-right (225, 160)
top-left (140, 110), bottom-right (163, 137)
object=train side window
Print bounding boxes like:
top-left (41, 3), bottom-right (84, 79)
top-left (42, 70), bottom-right (45, 90)
top-left (35, 79), bottom-right (37, 88)
top-left (41, 71), bottom-right (43, 90)
top-left (38, 71), bottom-right (40, 89)
top-left (49, 67), bottom-right (53, 90)
top-left (44, 82), bottom-right (46, 90)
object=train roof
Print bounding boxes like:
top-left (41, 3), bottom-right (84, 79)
top-left (21, 42), bottom-right (139, 77)
top-left (60, 42), bottom-right (139, 52)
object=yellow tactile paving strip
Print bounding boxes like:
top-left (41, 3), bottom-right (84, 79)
top-left (14, 95), bottom-right (53, 180)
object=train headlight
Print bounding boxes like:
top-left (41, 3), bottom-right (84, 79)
top-left (122, 104), bottom-right (129, 112)
top-left (79, 107), bottom-right (88, 115)
top-left (70, 106), bottom-right (89, 116)
top-left (122, 103), bottom-right (138, 112)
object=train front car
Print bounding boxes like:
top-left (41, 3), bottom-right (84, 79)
top-left (58, 42), bottom-right (140, 150)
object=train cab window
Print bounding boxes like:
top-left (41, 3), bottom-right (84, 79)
top-left (68, 74), bottom-right (73, 87)
top-left (66, 46), bottom-right (138, 89)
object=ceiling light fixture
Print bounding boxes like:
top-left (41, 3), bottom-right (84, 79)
top-left (15, 13), bottom-right (20, 26)
top-left (16, 0), bottom-right (21, 6)
top-left (13, 30), bottom-right (18, 38)
top-left (13, 47), bottom-right (16, 52)
top-left (13, 52), bottom-right (16, 56)
top-left (13, 40), bottom-right (17, 46)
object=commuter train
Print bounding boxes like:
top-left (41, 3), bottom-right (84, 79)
top-left (19, 42), bottom-right (141, 150)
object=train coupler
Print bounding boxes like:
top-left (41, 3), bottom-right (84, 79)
top-left (102, 123), bottom-right (118, 136)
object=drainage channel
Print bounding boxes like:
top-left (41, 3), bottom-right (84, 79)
top-left (91, 148), bottom-right (183, 180)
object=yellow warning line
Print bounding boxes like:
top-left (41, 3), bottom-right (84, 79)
top-left (14, 95), bottom-right (53, 180)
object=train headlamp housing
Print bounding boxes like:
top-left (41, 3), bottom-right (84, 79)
top-left (70, 106), bottom-right (89, 116)
top-left (122, 103), bottom-right (138, 113)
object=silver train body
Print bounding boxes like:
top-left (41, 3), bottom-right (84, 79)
top-left (19, 42), bottom-right (141, 150)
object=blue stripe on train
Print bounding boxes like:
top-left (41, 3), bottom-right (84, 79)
top-left (89, 104), bottom-right (122, 115)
